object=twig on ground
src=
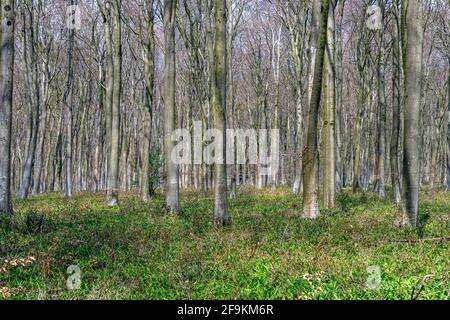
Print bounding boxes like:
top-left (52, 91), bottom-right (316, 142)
top-left (381, 237), bottom-right (450, 245)
top-left (411, 274), bottom-right (435, 300)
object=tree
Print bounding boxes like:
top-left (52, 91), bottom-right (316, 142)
top-left (334, 0), bottom-right (345, 192)
top-left (31, 24), bottom-right (54, 196)
top-left (105, 0), bottom-right (122, 207)
top-left (391, 0), bottom-right (402, 204)
top-left (139, 0), bottom-right (155, 202)
top-left (98, 0), bottom-right (116, 205)
top-left (376, 0), bottom-right (386, 199)
top-left (352, 7), bottom-right (369, 193)
top-left (227, 0), bottom-right (245, 198)
top-left (0, 0), bottom-right (15, 216)
top-left (18, 0), bottom-right (40, 200)
top-left (63, 0), bottom-right (76, 198)
top-left (323, 0), bottom-right (336, 209)
top-left (163, 0), bottom-right (180, 214)
top-left (277, 0), bottom-right (308, 195)
top-left (402, 0), bottom-right (424, 227)
top-left (302, 0), bottom-right (330, 218)
top-left (212, 0), bottom-right (230, 225)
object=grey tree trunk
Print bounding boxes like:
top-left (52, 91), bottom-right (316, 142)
top-left (391, 0), bottom-right (402, 204)
top-left (63, 0), bottom-right (76, 198)
top-left (323, 1), bottom-right (336, 209)
top-left (300, 0), bottom-right (319, 196)
top-left (284, 1), bottom-right (308, 195)
top-left (376, 1), bottom-right (386, 199)
top-left (106, 0), bottom-right (122, 207)
top-left (212, 0), bottom-right (230, 225)
top-left (0, 0), bottom-right (15, 216)
top-left (140, 0), bottom-right (155, 202)
top-left (163, 0), bottom-right (180, 214)
top-left (302, 0), bottom-right (330, 219)
top-left (32, 59), bottom-right (49, 196)
top-left (19, 2), bottom-right (40, 200)
top-left (402, 0), bottom-right (424, 228)
top-left (335, 0), bottom-right (345, 191)
top-left (98, 0), bottom-right (114, 203)
top-left (227, 0), bottom-right (236, 199)
top-left (227, 0), bottom-right (244, 199)
top-left (292, 86), bottom-right (303, 195)
top-left (353, 27), bottom-right (369, 192)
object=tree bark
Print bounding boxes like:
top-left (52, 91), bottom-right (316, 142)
top-left (140, 0), bottom-right (155, 202)
top-left (391, 0), bottom-right (402, 203)
top-left (32, 57), bottom-right (50, 196)
top-left (63, 0), bottom-right (76, 198)
top-left (212, 0), bottom-right (230, 225)
top-left (163, 0), bottom-right (180, 214)
top-left (302, 0), bottom-right (330, 219)
top-left (335, 0), bottom-right (345, 191)
top-left (18, 1), bottom-right (40, 200)
top-left (106, 0), bottom-right (122, 207)
top-left (376, 0), bottom-right (386, 199)
top-left (97, 0), bottom-right (114, 202)
top-left (0, 0), bottom-right (15, 216)
top-left (323, 1), bottom-right (336, 209)
top-left (402, 0), bottom-right (424, 228)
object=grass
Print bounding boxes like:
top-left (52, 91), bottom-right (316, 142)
top-left (0, 187), bottom-right (448, 300)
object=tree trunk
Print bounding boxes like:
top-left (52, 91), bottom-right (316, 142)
top-left (0, 0), bottom-right (15, 216)
top-left (353, 29), bottom-right (368, 193)
top-left (335, 0), bottom-right (345, 191)
top-left (323, 1), bottom-right (336, 209)
top-left (376, 0), bottom-right (386, 199)
top-left (212, 0), bottom-right (230, 225)
top-left (63, 0), bottom-right (75, 198)
top-left (106, 0), bottom-right (122, 207)
top-left (140, 0), bottom-right (155, 202)
top-left (98, 0), bottom-right (114, 202)
top-left (391, 0), bottom-right (402, 204)
top-left (302, 0), bottom-right (330, 219)
top-left (32, 60), bottom-right (49, 196)
top-left (18, 2), bottom-right (40, 200)
top-left (163, 0), bottom-right (180, 214)
top-left (402, 0), bottom-right (424, 228)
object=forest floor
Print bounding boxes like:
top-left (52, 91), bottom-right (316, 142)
top-left (0, 187), bottom-right (448, 300)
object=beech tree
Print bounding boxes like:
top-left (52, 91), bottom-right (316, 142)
top-left (376, 0), bottom-right (386, 199)
top-left (139, 0), bottom-right (156, 202)
top-left (391, 0), bottom-right (402, 204)
top-left (0, 0), bottom-right (15, 216)
top-left (18, 0), bottom-right (40, 200)
top-left (323, 0), bottom-right (336, 209)
top-left (108, 0), bottom-right (122, 207)
top-left (212, 0), bottom-right (230, 225)
top-left (402, 0), bottom-right (424, 227)
top-left (163, 0), bottom-right (180, 214)
top-left (302, 0), bottom-right (330, 218)
top-left (63, 0), bottom-right (76, 198)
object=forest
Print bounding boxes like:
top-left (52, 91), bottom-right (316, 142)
top-left (0, 0), bottom-right (448, 300)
